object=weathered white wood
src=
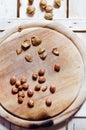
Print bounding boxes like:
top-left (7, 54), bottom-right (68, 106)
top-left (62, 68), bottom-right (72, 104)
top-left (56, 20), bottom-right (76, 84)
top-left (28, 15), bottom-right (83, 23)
top-left (20, 0), bottom-right (67, 19)
top-left (1, 19), bottom-right (86, 31)
top-left (68, 118), bottom-right (86, 130)
top-left (0, 0), bottom-right (17, 18)
top-left (76, 33), bottom-right (86, 46)
top-left (75, 101), bottom-right (86, 117)
top-left (0, 117), bottom-right (10, 130)
top-left (69, 0), bottom-right (86, 18)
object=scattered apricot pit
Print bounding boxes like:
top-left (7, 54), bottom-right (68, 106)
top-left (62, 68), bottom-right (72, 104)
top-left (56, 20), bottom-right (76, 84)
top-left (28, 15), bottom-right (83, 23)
top-left (38, 69), bottom-right (45, 76)
top-left (18, 27), bottom-right (23, 32)
top-left (31, 36), bottom-right (42, 46)
top-left (22, 40), bottom-right (31, 50)
top-left (27, 99), bottom-right (34, 108)
top-left (45, 5), bottom-right (53, 13)
top-left (18, 91), bottom-right (25, 98)
top-left (22, 83), bottom-right (29, 90)
top-left (20, 76), bottom-right (27, 84)
top-left (10, 76), bottom-right (16, 85)
top-left (38, 47), bottom-right (45, 54)
top-left (41, 86), bottom-right (47, 92)
top-left (32, 72), bottom-right (38, 81)
top-left (54, 64), bottom-right (60, 72)
top-left (15, 80), bottom-right (21, 87)
top-left (38, 77), bottom-right (46, 84)
top-left (12, 87), bottom-right (18, 94)
top-left (40, 0), bottom-right (47, 10)
top-left (16, 48), bottom-right (23, 55)
top-left (35, 84), bottom-right (41, 91)
top-left (18, 85), bottom-right (23, 91)
top-left (26, 5), bottom-right (35, 15)
top-left (27, 88), bottom-right (34, 97)
top-left (25, 55), bottom-right (33, 62)
top-left (50, 85), bottom-right (56, 93)
top-left (44, 13), bottom-right (53, 20)
top-left (18, 97), bottom-right (23, 104)
top-left (52, 48), bottom-right (59, 56)
top-left (39, 51), bottom-right (47, 60)
top-left (45, 98), bottom-right (52, 107)
top-left (54, 0), bottom-right (61, 8)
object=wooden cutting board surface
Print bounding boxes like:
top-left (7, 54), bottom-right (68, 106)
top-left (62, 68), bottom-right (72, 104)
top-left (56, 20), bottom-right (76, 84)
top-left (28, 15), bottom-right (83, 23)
top-left (0, 21), bottom-right (86, 127)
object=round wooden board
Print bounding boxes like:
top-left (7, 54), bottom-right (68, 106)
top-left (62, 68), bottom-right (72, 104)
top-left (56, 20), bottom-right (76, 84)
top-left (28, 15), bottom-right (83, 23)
top-left (0, 21), bottom-right (86, 128)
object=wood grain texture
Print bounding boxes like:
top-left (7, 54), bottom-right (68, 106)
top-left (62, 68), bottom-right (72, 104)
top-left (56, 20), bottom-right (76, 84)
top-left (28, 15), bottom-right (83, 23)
top-left (0, 21), bottom-right (86, 127)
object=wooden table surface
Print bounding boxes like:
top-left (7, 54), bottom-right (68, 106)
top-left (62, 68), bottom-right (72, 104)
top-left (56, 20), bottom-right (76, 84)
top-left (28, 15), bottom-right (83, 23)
top-left (0, 0), bottom-right (86, 130)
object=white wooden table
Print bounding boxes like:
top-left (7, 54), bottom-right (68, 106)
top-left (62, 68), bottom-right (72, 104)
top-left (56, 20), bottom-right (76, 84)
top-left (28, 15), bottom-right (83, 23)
top-left (0, 0), bottom-right (86, 130)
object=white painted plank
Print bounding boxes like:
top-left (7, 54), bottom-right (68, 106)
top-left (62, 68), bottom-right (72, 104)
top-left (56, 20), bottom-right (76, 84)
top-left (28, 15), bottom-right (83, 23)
top-left (69, 0), bottom-right (86, 18)
top-left (68, 118), bottom-right (86, 130)
top-left (1, 19), bottom-right (86, 31)
top-left (20, 0), bottom-right (67, 19)
top-left (0, 117), bottom-right (11, 130)
top-left (76, 33), bottom-right (86, 47)
top-left (0, 0), bottom-right (17, 18)
top-left (75, 101), bottom-right (86, 117)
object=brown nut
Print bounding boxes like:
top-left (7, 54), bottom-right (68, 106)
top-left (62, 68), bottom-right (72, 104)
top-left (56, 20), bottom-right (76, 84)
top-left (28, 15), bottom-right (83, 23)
top-left (18, 97), bottom-right (23, 104)
top-left (12, 87), bottom-right (18, 94)
top-left (35, 84), bottom-right (41, 91)
top-left (18, 85), bottom-right (23, 91)
top-left (38, 77), bottom-right (46, 84)
top-left (54, 64), bottom-right (60, 72)
top-left (52, 48), bottom-right (59, 56)
top-left (32, 72), bottom-right (38, 81)
top-left (10, 76), bottom-right (16, 85)
top-left (40, 0), bottom-right (47, 9)
top-left (31, 36), bottom-right (42, 46)
top-left (44, 13), bottom-right (53, 20)
top-left (22, 83), bottom-right (29, 90)
top-left (28, 0), bottom-right (34, 5)
top-left (27, 99), bottom-right (34, 108)
top-left (38, 69), bottom-right (45, 76)
top-left (25, 55), bottom-right (33, 62)
top-left (18, 27), bottom-right (23, 32)
top-left (18, 91), bottom-right (25, 98)
top-left (45, 5), bottom-right (53, 13)
top-left (38, 47), bottom-right (45, 54)
top-left (16, 48), bottom-right (23, 55)
top-left (45, 98), bottom-right (52, 107)
top-left (41, 86), bottom-right (47, 92)
top-left (22, 40), bottom-right (31, 50)
top-left (20, 76), bottom-right (26, 84)
top-left (50, 85), bottom-right (56, 93)
top-left (39, 51), bottom-right (47, 60)
top-left (26, 6), bottom-right (35, 15)
top-left (15, 80), bottom-right (21, 87)
top-left (54, 0), bottom-right (61, 8)
top-left (27, 88), bottom-right (34, 97)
